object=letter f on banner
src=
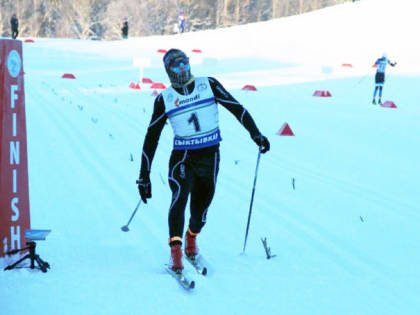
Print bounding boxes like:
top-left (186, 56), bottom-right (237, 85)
top-left (11, 85), bottom-right (18, 108)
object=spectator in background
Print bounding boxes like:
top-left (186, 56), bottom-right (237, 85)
top-left (121, 18), bottom-right (129, 39)
top-left (173, 22), bottom-right (179, 34)
top-left (178, 11), bottom-right (186, 33)
top-left (11, 14), bottom-right (19, 39)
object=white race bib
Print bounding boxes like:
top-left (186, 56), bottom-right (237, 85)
top-left (162, 77), bottom-right (222, 150)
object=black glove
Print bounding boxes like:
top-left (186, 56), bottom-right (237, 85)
top-left (137, 173), bottom-right (151, 203)
top-left (252, 134), bottom-right (270, 153)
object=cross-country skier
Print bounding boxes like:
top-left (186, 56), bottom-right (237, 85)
top-left (137, 49), bottom-right (270, 272)
top-left (372, 53), bottom-right (396, 105)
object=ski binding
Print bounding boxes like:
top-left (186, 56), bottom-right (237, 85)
top-left (165, 265), bottom-right (195, 290)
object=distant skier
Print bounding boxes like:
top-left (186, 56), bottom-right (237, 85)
top-left (10, 14), bottom-right (19, 39)
top-left (178, 11), bottom-right (186, 33)
top-left (372, 53), bottom-right (396, 105)
top-left (137, 49), bottom-right (270, 273)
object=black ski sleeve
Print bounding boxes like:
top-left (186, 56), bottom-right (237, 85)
top-left (139, 94), bottom-right (167, 177)
top-left (208, 77), bottom-right (261, 139)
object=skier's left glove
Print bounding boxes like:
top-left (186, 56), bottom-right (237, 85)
top-left (137, 172), bottom-right (151, 204)
top-left (252, 134), bottom-right (270, 153)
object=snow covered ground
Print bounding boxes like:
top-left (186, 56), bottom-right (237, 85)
top-left (2, 0), bottom-right (420, 314)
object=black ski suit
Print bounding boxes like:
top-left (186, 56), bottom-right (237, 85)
top-left (139, 77), bottom-right (262, 240)
top-left (11, 16), bottom-right (19, 39)
top-left (121, 21), bottom-right (128, 39)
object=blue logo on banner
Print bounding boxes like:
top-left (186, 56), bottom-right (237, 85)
top-left (7, 50), bottom-right (21, 78)
top-left (173, 129), bottom-right (221, 150)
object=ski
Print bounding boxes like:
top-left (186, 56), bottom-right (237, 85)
top-left (165, 265), bottom-right (195, 290)
top-left (185, 254), bottom-right (207, 276)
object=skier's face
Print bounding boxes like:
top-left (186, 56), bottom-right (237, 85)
top-left (170, 56), bottom-right (190, 74)
top-left (164, 50), bottom-right (192, 85)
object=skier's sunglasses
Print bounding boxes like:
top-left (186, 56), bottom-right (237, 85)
top-left (170, 57), bottom-right (190, 73)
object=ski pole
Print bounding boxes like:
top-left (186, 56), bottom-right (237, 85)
top-left (121, 199), bottom-right (141, 232)
top-left (242, 149), bottom-right (262, 253)
top-left (357, 73), bottom-right (369, 85)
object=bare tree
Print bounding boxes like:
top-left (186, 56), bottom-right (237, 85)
top-left (0, 0), bottom-right (350, 39)
top-left (103, 0), bottom-right (152, 39)
top-left (57, 0), bottom-right (95, 39)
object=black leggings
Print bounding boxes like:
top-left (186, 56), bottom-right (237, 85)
top-left (168, 147), bottom-right (220, 239)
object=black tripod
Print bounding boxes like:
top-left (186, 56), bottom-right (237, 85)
top-left (4, 241), bottom-right (50, 273)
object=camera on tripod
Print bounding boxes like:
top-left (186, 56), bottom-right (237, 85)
top-left (4, 229), bottom-right (51, 273)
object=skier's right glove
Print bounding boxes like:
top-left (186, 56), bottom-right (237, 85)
top-left (137, 172), bottom-right (151, 204)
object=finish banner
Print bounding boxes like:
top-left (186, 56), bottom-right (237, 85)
top-left (0, 39), bottom-right (31, 258)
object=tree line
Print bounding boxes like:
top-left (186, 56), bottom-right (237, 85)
top-left (0, 0), bottom-right (352, 40)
